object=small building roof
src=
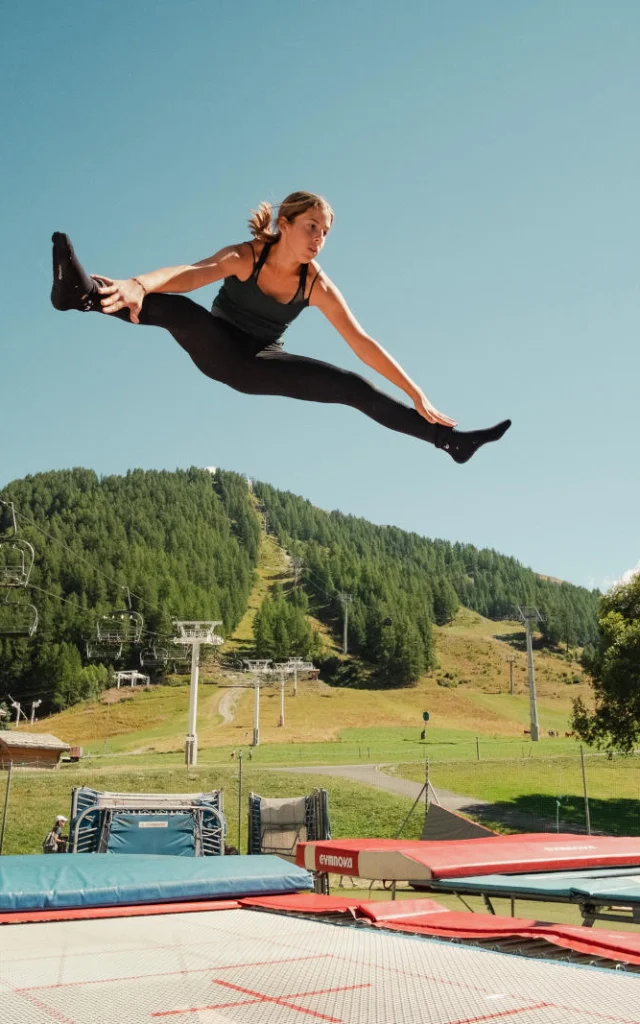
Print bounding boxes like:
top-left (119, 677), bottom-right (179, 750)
top-left (0, 732), bottom-right (70, 751)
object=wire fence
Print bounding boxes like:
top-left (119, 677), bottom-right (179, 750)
top-left (0, 749), bottom-right (638, 856)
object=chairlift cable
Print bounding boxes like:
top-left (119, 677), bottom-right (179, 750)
top-left (0, 497), bottom-right (146, 608)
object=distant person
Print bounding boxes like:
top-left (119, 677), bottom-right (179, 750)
top-left (43, 815), bottom-right (68, 854)
top-left (51, 192), bottom-right (510, 463)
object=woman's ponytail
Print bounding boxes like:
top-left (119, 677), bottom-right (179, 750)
top-left (248, 201), bottom-right (280, 243)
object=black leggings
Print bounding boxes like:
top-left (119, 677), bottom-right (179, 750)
top-left (128, 293), bottom-right (443, 447)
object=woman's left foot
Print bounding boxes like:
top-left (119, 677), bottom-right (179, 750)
top-left (51, 232), bottom-right (100, 311)
top-left (437, 419), bottom-right (511, 464)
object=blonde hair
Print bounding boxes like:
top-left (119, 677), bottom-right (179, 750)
top-left (248, 191), bottom-right (334, 243)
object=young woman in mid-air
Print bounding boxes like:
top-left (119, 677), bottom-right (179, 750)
top-left (51, 190), bottom-right (510, 463)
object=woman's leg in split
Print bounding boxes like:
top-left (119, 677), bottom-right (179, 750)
top-left (238, 349), bottom-right (510, 463)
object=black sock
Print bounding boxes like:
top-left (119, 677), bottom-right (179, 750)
top-left (51, 233), bottom-right (101, 311)
top-left (437, 419), bottom-right (511, 464)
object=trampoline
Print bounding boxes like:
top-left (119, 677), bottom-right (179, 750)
top-left (1, 902), bottom-right (640, 1023)
top-left (70, 787), bottom-right (226, 856)
top-left (428, 865), bottom-right (640, 926)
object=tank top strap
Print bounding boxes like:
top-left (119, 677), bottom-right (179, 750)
top-left (253, 242), bottom-right (271, 281)
top-left (288, 262), bottom-right (309, 301)
top-left (299, 262), bottom-right (309, 291)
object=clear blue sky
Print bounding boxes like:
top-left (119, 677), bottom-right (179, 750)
top-left (1, 1), bottom-right (638, 591)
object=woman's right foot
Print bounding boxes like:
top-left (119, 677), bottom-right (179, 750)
top-left (437, 419), bottom-right (512, 463)
top-left (51, 232), bottom-right (100, 311)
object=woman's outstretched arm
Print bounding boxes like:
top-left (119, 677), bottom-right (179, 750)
top-left (96, 243), bottom-right (251, 322)
top-left (311, 272), bottom-right (457, 427)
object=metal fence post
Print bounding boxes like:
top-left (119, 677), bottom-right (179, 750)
top-left (580, 746), bottom-right (591, 835)
top-left (237, 751), bottom-right (243, 853)
top-left (0, 762), bottom-right (13, 855)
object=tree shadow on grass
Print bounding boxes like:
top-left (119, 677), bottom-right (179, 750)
top-left (466, 794), bottom-right (640, 837)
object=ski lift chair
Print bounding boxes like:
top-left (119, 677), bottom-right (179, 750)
top-left (86, 640), bottom-right (123, 660)
top-left (96, 610), bottom-right (144, 644)
top-left (0, 591), bottom-right (38, 637)
top-left (0, 539), bottom-right (36, 588)
top-left (140, 646), bottom-right (169, 669)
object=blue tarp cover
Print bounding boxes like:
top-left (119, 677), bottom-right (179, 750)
top-left (431, 865), bottom-right (640, 902)
top-left (0, 854), bottom-right (313, 912)
top-left (106, 814), bottom-right (197, 856)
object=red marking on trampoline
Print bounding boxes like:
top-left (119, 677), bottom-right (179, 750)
top-left (153, 979), bottom-right (371, 1021)
top-left (18, 990), bottom-right (78, 1024)
top-left (16, 954), bottom-right (330, 992)
top-left (446, 1006), bottom-right (551, 1024)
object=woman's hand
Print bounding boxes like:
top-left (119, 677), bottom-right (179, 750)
top-left (412, 388), bottom-right (457, 428)
top-left (92, 276), bottom-right (146, 324)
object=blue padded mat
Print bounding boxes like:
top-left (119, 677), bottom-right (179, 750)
top-left (0, 854), bottom-right (312, 912)
top-left (430, 865), bottom-right (640, 902)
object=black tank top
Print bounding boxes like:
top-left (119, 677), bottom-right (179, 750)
top-left (211, 243), bottom-right (312, 345)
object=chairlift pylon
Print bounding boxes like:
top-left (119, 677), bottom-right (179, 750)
top-left (0, 591), bottom-right (38, 638)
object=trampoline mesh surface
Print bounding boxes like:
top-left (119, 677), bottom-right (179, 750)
top-left (0, 907), bottom-right (638, 1023)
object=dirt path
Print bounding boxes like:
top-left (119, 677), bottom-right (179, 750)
top-left (275, 763), bottom-right (485, 812)
top-left (276, 762), bottom-right (558, 831)
top-left (218, 687), bottom-right (243, 726)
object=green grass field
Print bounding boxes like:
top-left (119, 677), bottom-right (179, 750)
top-left (0, 759), bottom-right (423, 858)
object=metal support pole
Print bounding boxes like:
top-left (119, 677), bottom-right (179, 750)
top-left (580, 746), bottom-right (592, 835)
top-left (507, 655), bottom-right (515, 695)
top-left (185, 641), bottom-right (200, 766)
top-left (237, 751), bottom-right (243, 853)
top-left (293, 664), bottom-right (298, 698)
top-left (278, 672), bottom-right (285, 727)
top-left (0, 762), bottom-right (13, 856)
top-left (339, 594), bottom-right (352, 655)
top-left (253, 681), bottom-right (260, 747)
top-left (525, 620), bottom-right (540, 741)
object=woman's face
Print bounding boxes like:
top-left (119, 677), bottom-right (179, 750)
top-left (279, 205), bottom-right (332, 263)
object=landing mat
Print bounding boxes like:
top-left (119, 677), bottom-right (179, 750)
top-left (297, 833), bottom-right (640, 880)
top-left (0, 854), bottom-right (312, 912)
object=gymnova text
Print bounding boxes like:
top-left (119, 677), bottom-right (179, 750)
top-left (318, 854), bottom-right (354, 869)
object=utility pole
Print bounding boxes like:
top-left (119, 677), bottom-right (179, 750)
top-left (506, 655), bottom-right (516, 695)
top-left (338, 593), bottom-right (353, 654)
top-left (30, 700), bottom-right (42, 724)
top-left (516, 607), bottom-right (544, 741)
top-left (173, 621), bottom-right (224, 765)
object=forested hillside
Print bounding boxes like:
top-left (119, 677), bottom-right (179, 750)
top-left (0, 467), bottom-right (600, 714)
top-left (0, 468), bottom-right (260, 713)
top-left (254, 481), bottom-right (600, 688)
